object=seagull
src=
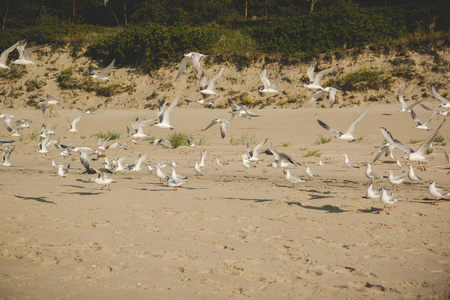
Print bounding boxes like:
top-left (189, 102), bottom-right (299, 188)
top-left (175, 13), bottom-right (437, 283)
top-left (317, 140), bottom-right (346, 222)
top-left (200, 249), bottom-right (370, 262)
top-left (387, 170), bottom-right (406, 191)
top-left (152, 97), bottom-right (178, 130)
top-left (372, 143), bottom-right (396, 162)
top-left (67, 115), bottom-right (83, 133)
top-left (379, 187), bottom-right (397, 215)
top-left (39, 94), bottom-right (60, 117)
top-left (396, 85), bottom-right (424, 112)
top-left (305, 164), bottom-right (320, 180)
top-left (15, 119), bottom-right (33, 128)
top-left (264, 149), bottom-right (298, 170)
top-left (305, 87), bottom-right (341, 108)
top-left (430, 85), bottom-right (450, 108)
top-left (36, 133), bottom-right (52, 154)
top-left (410, 109), bottom-right (436, 131)
top-left (318, 159), bottom-right (325, 166)
top-left (89, 59), bottom-right (115, 81)
top-left (381, 119), bottom-right (446, 170)
top-left (407, 166), bottom-right (422, 183)
top-left (57, 164), bottom-right (70, 177)
top-left (241, 154), bottom-right (251, 172)
top-left (152, 137), bottom-right (173, 148)
top-left (166, 177), bottom-right (186, 191)
top-left (39, 123), bottom-right (57, 137)
top-left (428, 180), bottom-right (449, 206)
top-left (113, 156), bottom-right (129, 172)
top-left (445, 151), bottom-right (450, 164)
top-left (130, 153), bottom-right (148, 172)
top-left (396, 159), bottom-right (402, 167)
top-left (197, 150), bottom-right (208, 168)
top-left (215, 158), bottom-right (223, 168)
top-left (185, 96), bottom-right (218, 106)
top-left (247, 138), bottom-right (268, 162)
top-left (0, 40), bottom-right (20, 69)
top-left (90, 168), bottom-right (116, 191)
top-left (343, 154), bottom-right (358, 168)
top-left (54, 139), bottom-right (72, 157)
top-left (77, 107), bottom-right (98, 114)
top-left (128, 118), bottom-right (156, 139)
top-left (200, 67), bottom-right (225, 96)
top-left (365, 163), bottom-right (384, 183)
top-left (304, 64), bottom-right (337, 90)
top-left (176, 52), bottom-right (207, 79)
top-left (97, 136), bottom-right (111, 151)
top-left (202, 119), bottom-right (230, 139)
top-left (171, 167), bottom-right (188, 181)
top-left (365, 183), bottom-right (380, 199)
top-left (187, 139), bottom-right (196, 147)
top-left (227, 98), bottom-right (260, 120)
top-left (420, 103), bottom-right (450, 116)
top-left (317, 108), bottom-right (368, 141)
top-left (0, 114), bottom-right (19, 136)
top-left (1, 145), bottom-right (14, 167)
top-left (108, 141), bottom-right (127, 150)
top-left (13, 39), bottom-right (44, 65)
top-left (155, 165), bottom-right (170, 184)
top-left (258, 65), bottom-right (290, 93)
top-left (283, 168), bottom-right (305, 188)
top-left (194, 161), bottom-right (202, 174)
top-left (71, 146), bottom-right (96, 174)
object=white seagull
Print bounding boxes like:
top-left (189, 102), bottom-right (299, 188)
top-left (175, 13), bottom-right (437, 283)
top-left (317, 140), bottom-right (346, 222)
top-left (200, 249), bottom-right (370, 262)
top-left (305, 87), bottom-right (341, 108)
top-left (89, 59), bottom-right (115, 81)
top-left (317, 108), bottom-right (368, 141)
top-left (15, 119), bottom-right (33, 128)
top-left (57, 164), bottom-right (70, 177)
top-left (128, 118), bottom-right (156, 139)
top-left (407, 166), bottom-right (422, 183)
top-left (343, 154), bottom-right (358, 168)
top-left (304, 64), bottom-right (337, 90)
top-left (194, 161), bottom-right (202, 174)
top-left (67, 115), bottom-right (83, 133)
top-left (247, 138), bottom-right (268, 162)
top-left (130, 153), bottom-right (148, 172)
top-left (396, 85), bottom-right (424, 112)
top-left (428, 180), bottom-right (449, 206)
top-left (430, 85), bottom-right (450, 109)
top-left (365, 163), bottom-right (384, 183)
top-left (365, 183), bottom-right (380, 199)
top-left (200, 67), bottom-right (225, 96)
top-left (202, 118), bottom-right (230, 139)
top-left (410, 109), bottom-right (436, 131)
top-left (387, 170), bottom-right (406, 191)
top-left (379, 187), bottom-right (397, 215)
top-left (381, 119), bottom-right (446, 170)
top-left (258, 65), bottom-right (290, 93)
top-left (176, 52), bottom-right (207, 79)
top-left (264, 149), bottom-right (298, 170)
top-left (13, 39), bottom-right (44, 65)
top-left (1, 145), bottom-right (15, 167)
top-left (155, 165), bottom-right (170, 184)
top-left (199, 150), bottom-right (207, 168)
top-left (90, 168), bottom-right (116, 191)
top-left (39, 94), bottom-right (60, 117)
top-left (0, 40), bottom-right (20, 69)
top-left (305, 164), bottom-right (320, 180)
top-left (241, 154), bottom-right (251, 172)
top-left (152, 97), bottom-right (178, 130)
top-left (283, 168), bottom-right (305, 188)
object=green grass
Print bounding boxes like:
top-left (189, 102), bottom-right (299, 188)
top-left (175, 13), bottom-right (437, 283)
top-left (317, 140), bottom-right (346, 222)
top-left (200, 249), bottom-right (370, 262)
top-left (230, 132), bottom-right (257, 145)
top-left (29, 130), bottom-right (39, 141)
top-left (410, 138), bottom-right (424, 144)
top-left (94, 130), bottom-right (121, 140)
top-left (167, 132), bottom-right (201, 148)
top-left (314, 134), bottom-right (332, 145)
top-left (304, 150), bottom-right (321, 157)
top-left (434, 134), bottom-right (445, 145)
top-left (279, 142), bottom-right (291, 147)
top-left (425, 148), bottom-right (433, 155)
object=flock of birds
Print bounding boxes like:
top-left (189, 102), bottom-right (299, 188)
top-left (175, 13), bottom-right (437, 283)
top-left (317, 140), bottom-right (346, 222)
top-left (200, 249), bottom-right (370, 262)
top-left (0, 42), bottom-right (449, 213)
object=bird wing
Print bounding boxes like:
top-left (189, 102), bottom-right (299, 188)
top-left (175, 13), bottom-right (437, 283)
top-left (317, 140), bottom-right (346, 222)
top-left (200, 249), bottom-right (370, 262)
top-left (191, 53), bottom-right (205, 75)
top-left (416, 119), bottom-right (446, 155)
top-left (305, 90), bottom-right (327, 108)
top-left (199, 72), bottom-right (208, 89)
top-left (405, 100), bottom-right (424, 112)
top-left (270, 71), bottom-right (290, 89)
top-left (372, 144), bottom-right (390, 162)
top-left (175, 56), bottom-right (192, 80)
top-left (422, 111), bottom-right (437, 127)
top-left (80, 150), bottom-right (91, 171)
top-left (314, 66), bottom-right (337, 86)
top-left (219, 121), bottom-right (227, 138)
top-left (99, 59), bottom-right (115, 77)
top-left (207, 67), bottom-right (224, 91)
top-left (410, 109), bottom-right (422, 126)
top-left (445, 151), bottom-right (450, 163)
top-left (200, 151), bottom-right (207, 165)
top-left (345, 108), bottom-right (368, 136)
top-left (202, 119), bottom-right (218, 131)
top-left (253, 138), bottom-right (268, 155)
top-left (89, 66), bottom-right (99, 76)
top-left (23, 45), bottom-right (43, 60)
top-left (397, 85), bottom-right (407, 110)
top-left (160, 97), bottom-right (178, 126)
top-left (259, 66), bottom-right (271, 89)
top-left (157, 98), bottom-right (166, 119)
top-left (77, 107), bottom-right (87, 113)
top-left (0, 40), bottom-right (20, 65)
top-left (317, 119), bottom-right (342, 135)
top-left (72, 115), bottom-right (83, 127)
top-left (430, 86), bottom-right (449, 105)
top-left (306, 64), bottom-right (315, 83)
top-left (380, 127), bottom-right (413, 154)
top-left (328, 88), bottom-right (340, 108)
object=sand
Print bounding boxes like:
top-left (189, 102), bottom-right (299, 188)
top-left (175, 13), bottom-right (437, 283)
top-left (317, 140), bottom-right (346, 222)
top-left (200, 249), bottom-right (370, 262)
top-left (0, 103), bottom-right (449, 299)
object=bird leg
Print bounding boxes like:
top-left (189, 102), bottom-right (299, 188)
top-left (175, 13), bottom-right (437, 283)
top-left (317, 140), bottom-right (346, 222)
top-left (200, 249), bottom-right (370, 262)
top-left (387, 207), bottom-right (391, 215)
top-left (101, 185), bottom-right (106, 190)
top-left (108, 184), bottom-right (111, 191)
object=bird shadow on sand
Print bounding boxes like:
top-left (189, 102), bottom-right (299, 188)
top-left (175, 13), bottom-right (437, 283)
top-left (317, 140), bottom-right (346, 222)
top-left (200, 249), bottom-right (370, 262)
top-left (69, 191), bottom-right (102, 196)
top-left (63, 184), bottom-right (87, 189)
top-left (357, 207), bottom-right (381, 213)
top-left (219, 196), bottom-right (273, 203)
top-left (287, 202), bottom-right (348, 213)
top-left (76, 179), bottom-right (91, 184)
top-left (14, 195), bottom-right (55, 204)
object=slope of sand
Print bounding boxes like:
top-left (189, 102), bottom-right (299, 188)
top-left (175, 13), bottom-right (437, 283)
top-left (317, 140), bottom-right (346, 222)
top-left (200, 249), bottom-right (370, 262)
top-left (0, 103), bottom-right (449, 299)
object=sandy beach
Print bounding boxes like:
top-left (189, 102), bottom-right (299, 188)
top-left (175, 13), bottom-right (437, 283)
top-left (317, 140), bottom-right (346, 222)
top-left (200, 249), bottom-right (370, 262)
top-left (0, 103), bottom-right (449, 299)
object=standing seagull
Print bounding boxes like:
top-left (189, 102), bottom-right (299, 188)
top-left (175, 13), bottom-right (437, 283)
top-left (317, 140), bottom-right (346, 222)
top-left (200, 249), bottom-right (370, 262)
top-left (264, 149), bottom-right (298, 170)
top-left (304, 64), bottom-right (337, 90)
top-left (379, 187), bottom-right (397, 215)
top-left (57, 164), bottom-right (70, 177)
top-left (67, 115), bottom-right (83, 133)
top-left (317, 108), bottom-right (368, 141)
top-left (258, 65), bottom-right (290, 93)
top-left (13, 39), bottom-right (44, 65)
top-left (428, 181), bottom-right (449, 206)
top-left (407, 166), bottom-right (422, 183)
top-left (89, 59), bottom-right (115, 81)
top-left (343, 154), bottom-right (359, 168)
top-left (387, 170), bottom-right (406, 191)
top-left (39, 94), bottom-right (60, 117)
top-left (0, 40), bottom-right (20, 69)
top-left (365, 183), bottom-right (380, 199)
top-left (200, 67), bottom-right (225, 96)
top-left (283, 168), bottom-right (305, 188)
top-left (305, 164), bottom-right (320, 180)
top-left (365, 163), bottom-right (384, 183)
top-left (381, 119), bottom-right (446, 170)
top-left (176, 52), bottom-right (207, 79)
top-left (152, 97), bottom-right (178, 130)
top-left (202, 119), bottom-right (230, 139)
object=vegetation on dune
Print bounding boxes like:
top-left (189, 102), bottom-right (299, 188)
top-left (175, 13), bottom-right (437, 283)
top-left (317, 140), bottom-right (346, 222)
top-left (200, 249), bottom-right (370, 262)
top-left (0, 0), bottom-right (447, 75)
